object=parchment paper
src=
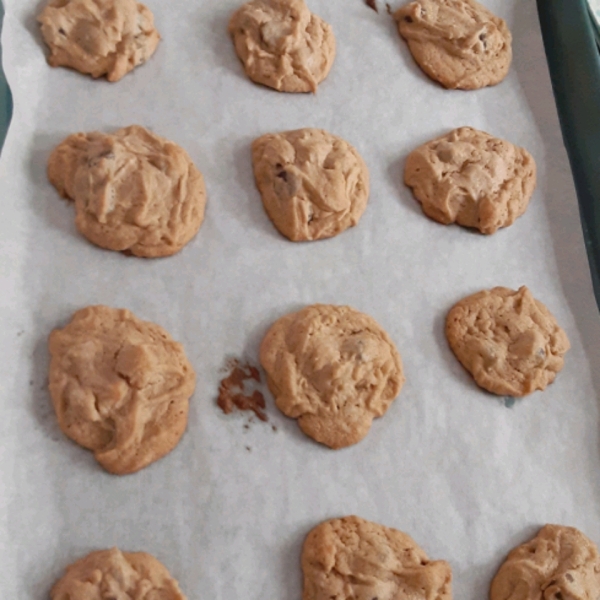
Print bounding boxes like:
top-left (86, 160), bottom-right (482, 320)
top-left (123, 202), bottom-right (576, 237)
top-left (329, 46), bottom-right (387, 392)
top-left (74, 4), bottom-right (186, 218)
top-left (2, 0), bottom-right (600, 598)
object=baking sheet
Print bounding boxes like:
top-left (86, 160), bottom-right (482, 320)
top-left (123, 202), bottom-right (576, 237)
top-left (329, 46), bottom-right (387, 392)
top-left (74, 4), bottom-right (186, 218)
top-left (2, 0), bottom-right (600, 597)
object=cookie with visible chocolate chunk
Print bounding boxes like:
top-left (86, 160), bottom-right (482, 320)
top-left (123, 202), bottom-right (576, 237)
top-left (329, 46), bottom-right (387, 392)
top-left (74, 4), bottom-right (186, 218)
top-left (260, 304), bottom-right (404, 448)
top-left (51, 548), bottom-right (186, 599)
top-left (446, 286), bottom-right (570, 397)
top-left (252, 128), bottom-right (369, 242)
top-left (404, 127), bottom-right (536, 234)
top-left (302, 516), bottom-right (452, 600)
top-left (228, 0), bottom-right (336, 93)
top-left (38, 0), bottom-right (160, 82)
top-left (394, 0), bottom-right (512, 90)
top-left (48, 125), bottom-right (207, 258)
top-left (490, 525), bottom-right (600, 600)
top-left (48, 305), bottom-right (196, 474)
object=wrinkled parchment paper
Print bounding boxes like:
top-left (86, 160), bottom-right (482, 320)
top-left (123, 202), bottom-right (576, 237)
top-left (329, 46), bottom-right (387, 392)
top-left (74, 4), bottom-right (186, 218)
top-left (2, 0), bottom-right (600, 597)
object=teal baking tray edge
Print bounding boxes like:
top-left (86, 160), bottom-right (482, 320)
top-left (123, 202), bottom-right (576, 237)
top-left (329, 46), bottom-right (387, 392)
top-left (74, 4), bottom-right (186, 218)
top-left (0, 0), bottom-right (12, 156)
top-left (538, 0), bottom-right (600, 314)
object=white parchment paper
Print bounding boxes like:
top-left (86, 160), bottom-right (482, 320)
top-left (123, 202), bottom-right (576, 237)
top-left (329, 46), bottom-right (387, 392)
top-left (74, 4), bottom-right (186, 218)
top-left (2, 0), bottom-right (600, 597)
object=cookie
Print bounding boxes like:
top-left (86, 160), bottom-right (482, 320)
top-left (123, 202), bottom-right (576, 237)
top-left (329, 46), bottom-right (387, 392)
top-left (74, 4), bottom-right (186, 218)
top-left (51, 548), bottom-right (186, 599)
top-left (252, 128), bottom-right (369, 241)
top-left (394, 0), bottom-right (512, 90)
top-left (404, 127), bottom-right (536, 234)
top-left (48, 306), bottom-right (196, 474)
top-left (48, 125), bottom-right (206, 258)
top-left (260, 304), bottom-right (404, 448)
top-left (228, 0), bottom-right (335, 93)
top-left (490, 525), bottom-right (600, 600)
top-left (38, 0), bottom-right (160, 82)
top-left (446, 286), bottom-right (570, 397)
top-left (302, 516), bottom-right (452, 600)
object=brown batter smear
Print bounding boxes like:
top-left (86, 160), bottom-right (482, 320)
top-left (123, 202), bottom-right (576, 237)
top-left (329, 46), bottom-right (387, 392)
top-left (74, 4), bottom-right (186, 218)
top-left (365, 0), bottom-right (378, 12)
top-left (217, 359), bottom-right (268, 422)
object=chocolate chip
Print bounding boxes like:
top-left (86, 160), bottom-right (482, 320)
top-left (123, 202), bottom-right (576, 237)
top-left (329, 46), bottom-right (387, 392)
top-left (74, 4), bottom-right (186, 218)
top-left (276, 170), bottom-right (288, 182)
top-left (365, 0), bottom-right (378, 12)
top-left (58, 28), bottom-right (66, 35)
top-left (566, 574), bottom-right (574, 582)
top-left (404, 15), bottom-right (413, 22)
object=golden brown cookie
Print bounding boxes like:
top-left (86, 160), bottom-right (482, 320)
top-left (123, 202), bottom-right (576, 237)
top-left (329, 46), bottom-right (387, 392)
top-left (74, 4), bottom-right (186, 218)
top-left (48, 125), bottom-right (207, 258)
top-left (404, 127), bottom-right (537, 234)
top-left (302, 516), bottom-right (453, 600)
top-left (446, 286), bottom-right (570, 397)
top-left (48, 306), bottom-right (196, 474)
top-left (260, 304), bottom-right (404, 448)
top-left (228, 0), bottom-right (336, 93)
top-left (490, 525), bottom-right (600, 600)
top-left (394, 0), bottom-right (512, 90)
top-left (51, 548), bottom-right (186, 599)
top-left (38, 0), bottom-right (160, 82)
top-left (252, 128), bottom-right (369, 242)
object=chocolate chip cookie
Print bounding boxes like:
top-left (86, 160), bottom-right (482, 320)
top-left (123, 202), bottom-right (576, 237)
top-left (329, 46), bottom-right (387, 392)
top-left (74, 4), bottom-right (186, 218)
top-left (38, 0), bottom-right (160, 82)
top-left (229, 0), bottom-right (335, 92)
top-left (252, 128), bottom-right (369, 241)
top-left (394, 0), bottom-right (512, 90)
top-left (490, 525), bottom-right (600, 600)
top-left (48, 305), bottom-right (196, 474)
top-left (404, 127), bottom-right (536, 234)
top-left (51, 548), bottom-right (186, 599)
top-left (260, 304), bottom-right (404, 448)
top-left (48, 125), bottom-right (207, 258)
top-left (302, 516), bottom-right (452, 600)
top-left (446, 286), bottom-right (570, 397)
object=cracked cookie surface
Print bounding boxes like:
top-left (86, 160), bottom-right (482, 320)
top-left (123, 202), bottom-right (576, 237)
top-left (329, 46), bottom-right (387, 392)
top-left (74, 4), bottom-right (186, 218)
top-left (48, 125), bottom-right (207, 258)
top-left (490, 525), bottom-right (600, 600)
top-left (302, 516), bottom-right (452, 600)
top-left (38, 0), bottom-right (160, 82)
top-left (260, 304), bottom-right (404, 448)
top-left (252, 128), bottom-right (369, 242)
top-left (229, 0), bottom-right (335, 92)
top-left (394, 0), bottom-right (512, 90)
top-left (48, 305), bottom-right (196, 474)
top-left (446, 286), bottom-right (570, 397)
top-left (51, 548), bottom-right (186, 600)
top-left (404, 127), bottom-right (536, 234)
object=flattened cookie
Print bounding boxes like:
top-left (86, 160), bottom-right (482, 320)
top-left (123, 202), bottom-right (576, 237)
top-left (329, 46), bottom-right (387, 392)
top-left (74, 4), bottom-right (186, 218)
top-left (446, 286), bottom-right (570, 397)
top-left (394, 0), bottom-right (512, 90)
top-left (490, 525), bottom-right (600, 600)
top-left (38, 0), bottom-right (160, 82)
top-left (229, 0), bottom-right (335, 93)
top-left (51, 548), bottom-right (186, 599)
top-left (302, 516), bottom-right (452, 600)
top-left (260, 304), bottom-right (404, 448)
top-left (48, 125), bottom-right (206, 257)
top-left (252, 128), bottom-right (369, 241)
top-left (404, 127), bottom-right (536, 234)
top-left (48, 306), bottom-right (196, 474)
